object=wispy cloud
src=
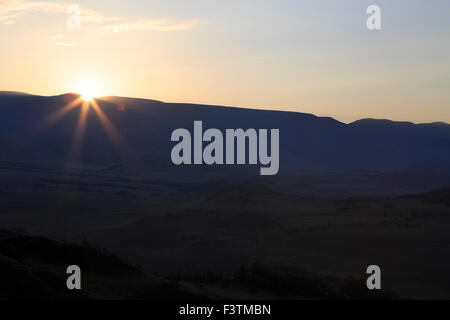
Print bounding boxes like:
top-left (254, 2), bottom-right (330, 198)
top-left (54, 41), bottom-right (76, 46)
top-left (0, 13), bottom-right (16, 23)
top-left (50, 33), bottom-right (63, 40)
top-left (79, 7), bottom-right (118, 25)
top-left (0, 0), bottom-right (68, 24)
top-left (106, 19), bottom-right (200, 33)
top-left (0, 0), bottom-right (198, 32)
top-left (50, 33), bottom-right (75, 46)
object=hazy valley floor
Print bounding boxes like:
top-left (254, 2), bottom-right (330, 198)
top-left (1, 163), bottom-right (450, 299)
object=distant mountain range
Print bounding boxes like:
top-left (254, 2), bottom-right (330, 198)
top-left (0, 91), bottom-right (449, 174)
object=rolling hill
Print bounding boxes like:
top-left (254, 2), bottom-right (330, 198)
top-left (0, 92), bottom-right (449, 174)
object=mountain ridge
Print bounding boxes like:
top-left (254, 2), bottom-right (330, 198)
top-left (0, 92), bottom-right (449, 173)
top-left (1, 91), bottom-right (447, 126)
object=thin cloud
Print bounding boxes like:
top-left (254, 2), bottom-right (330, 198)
top-left (106, 19), bottom-right (199, 33)
top-left (50, 33), bottom-right (63, 40)
top-left (0, 0), bottom-right (198, 33)
top-left (0, 13), bottom-right (17, 23)
top-left (54, 41), bottom-right (76, 47)
top-left (50, 33), bottom-right (75, 46)
top-left (0, 0), bottom-right (67, 24)
top-left (79, 7), bottom-right (118, 25)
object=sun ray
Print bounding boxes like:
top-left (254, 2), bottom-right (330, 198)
top-left (90, 99), bottom-right (130, 154)
top-left (37, 90), bottom-right (131, 167)
top-left (38, 96), bottom-right (83, 128)
top-left (67, 100), bottom-right (90, 165)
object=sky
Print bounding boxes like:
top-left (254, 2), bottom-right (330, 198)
top-left (0, 0), bottom-right (449, 123)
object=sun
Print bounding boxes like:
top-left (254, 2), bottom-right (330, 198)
top-left (75, 79), bottom-right (105, 101)
top-left (79, 86), bottom-right (100, 101)
top-left (81, 91), bottom-right (95, 101)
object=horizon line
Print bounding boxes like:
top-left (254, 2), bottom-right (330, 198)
top-left (1, 90), bottom-right (448, 127)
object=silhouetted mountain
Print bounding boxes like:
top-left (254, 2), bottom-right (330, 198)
top-left (0, 93), bottom-right (449, 173)
top-left (0, 91), bottom-right (34, 97)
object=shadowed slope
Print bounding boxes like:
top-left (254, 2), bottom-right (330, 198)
top-left (0, 93), bottom-right (449, 173)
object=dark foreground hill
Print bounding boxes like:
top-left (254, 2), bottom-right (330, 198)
top-left (0, 230), bottom-right (397, 300)
top-left (0, 229), bottom-right (206, 299)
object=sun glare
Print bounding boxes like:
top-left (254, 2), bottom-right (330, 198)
top-left (75, 79), bottom-right (105, 101)
top-left (80, 87), bottom-right (99, 101)
top-left (41, 83), bottom-right (128, 166)
top-left (81, 94), bottom-right (93, 101)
